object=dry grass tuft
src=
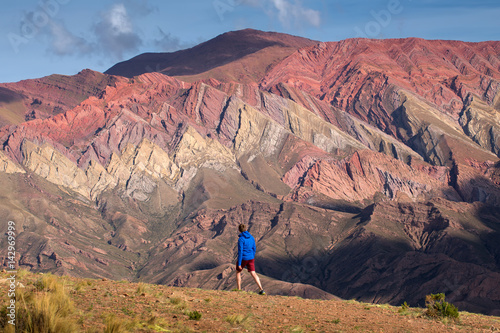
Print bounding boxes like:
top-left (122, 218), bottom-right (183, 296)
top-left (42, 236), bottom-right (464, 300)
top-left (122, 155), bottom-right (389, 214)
top-left (1, 274), bottom-right (77, 332)
top-left (225, 313), bottom-right (252, 327)
top-left (135, 282), bottom-right (148, 294)
top-left (104, 314), bottom-right (127, 333)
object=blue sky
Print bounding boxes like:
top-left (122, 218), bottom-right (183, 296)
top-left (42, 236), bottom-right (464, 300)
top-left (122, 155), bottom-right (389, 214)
top-left (1, 0), bottom-right (499, 83)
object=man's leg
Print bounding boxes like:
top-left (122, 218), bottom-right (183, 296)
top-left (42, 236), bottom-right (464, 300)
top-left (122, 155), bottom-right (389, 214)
top-left (249, 271), bottom-right (263, 291)
top-left (236, 270), bottom-right (242, 290)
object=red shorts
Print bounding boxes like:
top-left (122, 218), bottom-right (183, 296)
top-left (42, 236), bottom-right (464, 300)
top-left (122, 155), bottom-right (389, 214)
top-left (237, 259), bottom-right (255, 272)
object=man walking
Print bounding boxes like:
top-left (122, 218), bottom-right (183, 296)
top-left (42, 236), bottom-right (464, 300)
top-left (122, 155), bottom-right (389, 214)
top-left (236, 224), bottom-right (265, 295)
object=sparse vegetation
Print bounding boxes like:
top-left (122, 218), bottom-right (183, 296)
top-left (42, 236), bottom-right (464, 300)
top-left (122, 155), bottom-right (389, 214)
top-left (103, 314), bottom-right (126, 333)
top-left (225, 313), bottom-right (252, 326)
top-left (399, 301), bottom-right (410, 314)
top-left (168, 296), bottom-right (189, 311)
top-left (187, 310), bottom-right (202, 320)
top-left (135, 282), bottom-right (148, 295)
top-left (176, 302), bottom-right (188, 311)
top-left (16, 269), bottom-right (30, 279)
top-left (225, 314), bottom-right (244, 325)
top-left (1, 271), bottom-right (497, 332)
top-left (424, 293), bottom-right (459, 319)
top-left (74, 279), bottom-right (93, 292)
top-left (169, 296), bottom-right (183, 305)
top-left (121, 306), bottom-right (135, 316)
top-left (145, 314), bottom-right (168, 328)
top-left (33, 273), bottom-right (60, 292)
top-left (0, 273), bottom-right (77, 332)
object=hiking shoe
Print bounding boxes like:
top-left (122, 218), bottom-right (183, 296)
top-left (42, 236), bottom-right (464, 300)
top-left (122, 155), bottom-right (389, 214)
top-left (259, 290), bottom-right (266, 295)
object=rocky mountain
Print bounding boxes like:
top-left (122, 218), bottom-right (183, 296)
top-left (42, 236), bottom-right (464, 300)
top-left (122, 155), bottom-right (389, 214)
top-left (0, 70), bottom-right (118, 128)
top-left (261, 38), bottom-right (500, 166)
top-left (0, 29), bottom-right (499, 315)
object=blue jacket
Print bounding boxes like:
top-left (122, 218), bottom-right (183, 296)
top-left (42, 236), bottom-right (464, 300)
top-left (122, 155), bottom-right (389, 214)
top-left (237, 231), bottom-right (256, 266)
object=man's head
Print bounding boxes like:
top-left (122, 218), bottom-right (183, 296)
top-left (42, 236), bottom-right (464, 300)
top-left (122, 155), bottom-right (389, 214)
top-left (238, 224), bottom-right (247, 233)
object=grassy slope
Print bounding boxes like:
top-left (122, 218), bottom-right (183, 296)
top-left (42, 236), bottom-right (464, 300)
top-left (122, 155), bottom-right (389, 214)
top-left (1, 271), bottom-right (499, 333)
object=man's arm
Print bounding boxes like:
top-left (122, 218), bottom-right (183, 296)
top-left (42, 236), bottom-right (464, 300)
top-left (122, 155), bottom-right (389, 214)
top-left (237, 238), bottom-right (243, 267)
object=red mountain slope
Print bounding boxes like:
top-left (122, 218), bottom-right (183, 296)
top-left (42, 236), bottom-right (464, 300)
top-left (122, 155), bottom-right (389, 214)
top-left (260, 38), bottom-right (500, 166)
top-left (0, 69), bottom-right (118, 127)
top-left (261, 38), bottom-right (500, 118)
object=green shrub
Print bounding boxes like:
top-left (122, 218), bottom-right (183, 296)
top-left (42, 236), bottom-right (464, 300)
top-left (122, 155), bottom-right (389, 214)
top-left (425, 293), bottom-right (459, 319)
top-left (399, 301), bottom-right (410, 314)
top-left (187, 310), bottom-right (202, 320)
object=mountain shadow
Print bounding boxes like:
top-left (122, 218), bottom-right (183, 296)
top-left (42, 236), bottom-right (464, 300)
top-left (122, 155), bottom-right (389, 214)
top-left (105, 29), bottom-right (317, 79)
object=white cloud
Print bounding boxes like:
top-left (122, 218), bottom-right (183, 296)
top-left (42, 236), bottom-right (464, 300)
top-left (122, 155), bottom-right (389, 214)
top-left (93, 3), bottom-right (142, 59)
top-left (48, 21), bottom-right (92, 56)
top-left (271, 0), bottom-right (321, 28)
top-left (108, 4), bottom-right (133, 34)
top-left (242, 0), bottom-right (321, 28)
top-left (41, 2), bottom-right (190, 61)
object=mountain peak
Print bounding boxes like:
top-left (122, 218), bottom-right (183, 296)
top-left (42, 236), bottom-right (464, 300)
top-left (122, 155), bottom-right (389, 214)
top-left (105, 29), bottom-right (317, 81)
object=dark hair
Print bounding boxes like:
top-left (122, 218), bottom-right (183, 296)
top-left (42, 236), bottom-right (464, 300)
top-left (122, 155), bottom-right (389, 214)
top-left (238, 224), bottom-right (246, 233)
